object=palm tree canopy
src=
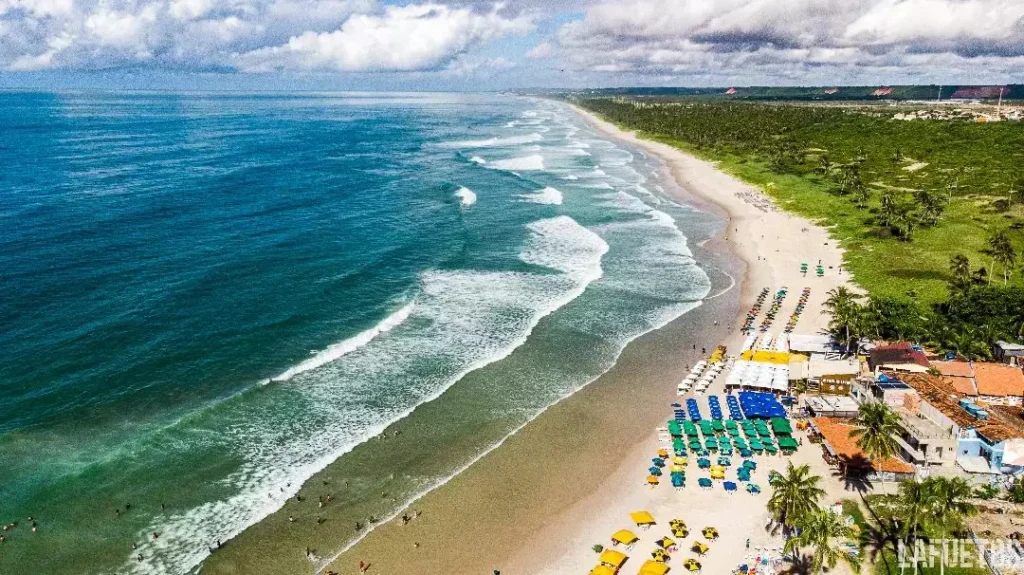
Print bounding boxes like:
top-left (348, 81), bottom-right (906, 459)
top-left (850, 402), bottom-right (902, 462)
top-left (784, 508), bottom-right (857, 574)
top-left (767, 462), bottom-right (825, 529)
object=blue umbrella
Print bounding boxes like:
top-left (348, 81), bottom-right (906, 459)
top-left (698, 458), bottom-right (711, 468)
top-left (724, 481), bottom-right (737, 491)
top-left (653, 457), bottom-right (666, 467)
top-left (649, 466), bottom-right (663, 476)
top-left (747, 483), bottom-right (761, 494)
top-left (672, 475), bottom-right (685, 487)
top-left (698, 477), bottom-right (713, 488)
top-left (743, 460), bottom-right (757, 470)
top-left (738, 468), bottom-right (751, 482)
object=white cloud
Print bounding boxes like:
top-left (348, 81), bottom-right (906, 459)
top-left (0, 0), bottom-right (532, 73)
top-left (549, 0), bottom-right (1024, 82)
top-left (236, 3), bottom-right (532, 72)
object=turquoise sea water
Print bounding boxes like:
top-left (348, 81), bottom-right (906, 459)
top-left (0, 92), bottom-right (715, 574)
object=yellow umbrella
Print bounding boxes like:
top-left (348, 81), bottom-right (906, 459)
top-left (589, 566), bottom-right (617, 575)
top-left (702, 527), bottom-right (719, 540)
top-left (672, 456), bottom-right (687, 465)
top-left (650, 548), bottom-right (669, 562)
top-left (669, 518), bottom-right (687, 528)
top-left (630, 511), bottom-right (656, 526)
top-left (610, 529), bottom-right (638, 546)
top-left (638, 559), bottom-right (671, 575)
top-left (710, 468), bottom-right (725, 480)
top-left (670, 464), bottom-right (685, 473)
top-left (599, 549), bottom-right (628, 569)
top-left (671, 527), bottom-right (689, 539)
top-left (657, 448), bottom-right (669, 458)
top-left (691, 541), bottom-right (708, 555)
top-left (656, 536), bottom-right (676, 550)
top-left (647, 475), bottom-right (660, 485)
top-left (683, 558), bottom-right (701, 571)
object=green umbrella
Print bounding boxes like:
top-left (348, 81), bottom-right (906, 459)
top-left (764, 444), bottom-right (778, 455)
top-left (778, 436), bottom-right (799, 450)
top-left (770, 418), bottom-right (792, 434)
top-left (700, 421), bottom-right (714, 435)
top-left (728, 428), bottom-right (740, 437)
top-left (711, 420), bottom-right (725, 432)
top-left (725, 420), bottom-right (738, 430)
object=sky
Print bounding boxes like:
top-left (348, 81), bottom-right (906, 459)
top-left (1, 0), bottom-right (1023, 90)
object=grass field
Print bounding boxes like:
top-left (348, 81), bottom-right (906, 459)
top-left (575, 98), bottom-right (1024, 305)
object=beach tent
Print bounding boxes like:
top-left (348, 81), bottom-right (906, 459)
top-left (630, 511), bottom-right (656, 527)
top-left (589, 566), bottom-right (617, 575)
top-left (599, 549), bottom-right (629, 569)
top-left (611, 529), bottom-right (638, 546)
top-left (639, 560), bottom-right (671, 575)
top-left (771, 417), bottom-right (793, 434)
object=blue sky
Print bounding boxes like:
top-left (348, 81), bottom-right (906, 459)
top-left (2, 0), bottom-right (1023, 90)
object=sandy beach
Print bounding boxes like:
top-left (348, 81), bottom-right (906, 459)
top-left (316, 103), bottom-right (854, 575)
top-left (205, 101), bottom-right (854, 575)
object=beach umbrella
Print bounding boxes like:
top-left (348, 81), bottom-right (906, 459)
top-left (710, 467), bottom-right (725, 480)
top-left (742, 460), bottom-right (757, 470)
top-left (691, 541), bottom-right (709, 555)
top-left (649, 466), bottom-right (663, 476)
top-left (611, 529), bottom-right (638, 546)
top-left (656, 536), bottom-right (676, 550)
top-left (630, 511), bottom-right (656, 527)
top-left (670, 464), bottom-right (685, 473)
top-left (702, 527), bottom-right (719, 540)
top-left (698, 477), bottom-right (712, 488)
top-left (684, 558), bottom-right (701, 572)
top-left (671, 475), bottom-right (685, 487)
top-left (599, 549), bottom-right (629, 569)
top-left (639, 560), bottom-right (671, 575)
top-left (672, 527), bottom-right (689, 538)
top-left (651, 549), bottom-right (670, 562)
top-left (588, 566), bottom-right (617, 575)
top-left (657, 448), bottom-right (669, 458)
top-left (738, 468), bottom-right (751, 482)
top-left (747, 483), bottom-right (761, 494)
top-left (717, 456), bottom-right (731, 466)
top-left (712, 420), bottom-right (725, 432)
top-left (688, 440), bottom-right (702, 451)
top-left (652, 457), bottom-right (666, 467)
top-left (647, 475), bottom-right (660, 485)
top-left (724, 481), bottom-right (737, 492)
top-left (764, 444), bottom-right (778, 455)
top-left (698, 457), bottom-right (711, 468)
top-left (673, 456), bottom-right (687, 466)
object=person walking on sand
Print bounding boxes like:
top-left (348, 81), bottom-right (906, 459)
top-left (359, 560), bottom-right (369, 573)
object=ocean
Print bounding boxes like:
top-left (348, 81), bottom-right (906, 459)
top-left (0, 92), bottom-right (714, 574)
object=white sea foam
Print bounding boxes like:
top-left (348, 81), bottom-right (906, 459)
top-left (487, 154), bottom-right (544, 171)
top-left (451, 133), bottom-right (543, 148)
top-left (468, 156), bottom-right (486, 165)
top-left (271, 303), bottom-right (414, 382)
top-left (518, 186), bottom-right (563, 205)
top-left (561, 175), bottom-right (579, 180)
top-left (119, 216), bottom-right (608, 575)
top-left (454, 186), bottom-right (477, 207)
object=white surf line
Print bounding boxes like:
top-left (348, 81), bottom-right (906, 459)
top-left (268, 303), bottom-right (414, 383)
top-left (314, 298), bottom-right (709, 574)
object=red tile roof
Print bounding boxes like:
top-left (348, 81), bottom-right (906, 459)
top-left (933, 361), bottom-right (975, 378)
top-left (812, 417), bottom-right (914, 474)
top-left (946, 377), bottom-right (978, 396)
top-left (974, 364), bottom-right (1024, 397)
top-left (869, 343), bottom-right (930, 370)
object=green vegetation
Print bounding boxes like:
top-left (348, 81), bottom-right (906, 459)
top-left (850, 402), bottom-right (902, 462)
top-left (574, 98), bottom-right (1024, 305)
top-left (784, 508), bottom-right (858, 574)
top-left (767, 462), bottom-right (826, 532)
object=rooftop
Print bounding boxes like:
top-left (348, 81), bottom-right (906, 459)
top-left (932, 361), bottom-right (975, 378)
top-left (899, 373), bottom-right (1024, 444)
top-left (869, 343), bottom-right (930, 371)
top-left (812, 416), bottom-right (914, 474)
top-left (996, 341), bottom-right (1024, 352)
top-left (974, 363), bottom-right (1024, 397)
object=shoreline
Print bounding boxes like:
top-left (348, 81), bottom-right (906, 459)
top-left (203, 100), bottom-right (850, 575)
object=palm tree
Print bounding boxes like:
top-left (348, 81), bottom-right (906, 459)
top-left (850, 402), bottom-right (902, 462)
top-left (895, 480), bottom-right (940, 573)
top-left (929, 477), bottom-right (977, 536)
top-left (817, 155), bottom-right (832, 176)
top-left (985, 230), bottom-right (1015, 285)
top-left (948, 254), bottom-right (972, 296)
top-left (822, 287), bottom-right (863, 352)
top-left (784, 508), bottom-right (857, 575)
top-left (767, 462), bottom-right (826, 532)
top-left (950, 326), bottom-right (989, 360)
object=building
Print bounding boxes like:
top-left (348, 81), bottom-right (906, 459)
top-left (817, 374), bottom-right (854, 396)
top-left (894, 407), bottom-right (958, 468)
top-left (900, 373), bottom-right (1024, 474)
top-left (931, 360), bottom-right (978, 396)
top-left (805, 395), bottom-right (860, 418)
top-left (868, 342), bottom-right (930, 374)
top-left (993, 341), bottom-right (1024, 366)
top-left (870, 375), bottom-right (917, 407)
top-left (811, 417), bottom-right (915, 480)
top-left (973, 363), bottom-right (1024, 406)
